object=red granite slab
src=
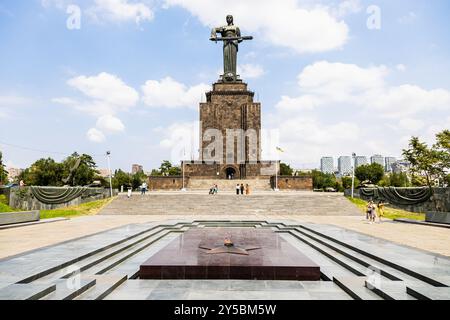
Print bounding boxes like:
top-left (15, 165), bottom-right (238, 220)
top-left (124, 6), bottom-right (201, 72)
top-left (139, 228), bottom-right (320, 280)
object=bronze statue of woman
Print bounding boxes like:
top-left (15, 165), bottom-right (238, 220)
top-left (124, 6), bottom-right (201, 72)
top-left (210, 15), bottom-right (243, 82)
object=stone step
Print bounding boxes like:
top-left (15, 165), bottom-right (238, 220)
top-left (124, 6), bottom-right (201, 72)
top-left (74, 275), bottom-right (127, 300)
top-left (32, 226), bottom-right (167, 283)
top-left (286, 230), bottom-right (370, 277)
top-left (293, 227), bottom-right (402, 281)
top-left (103, 233), bottom-right (182, 279)
top-left (188, 179), bottom-right (272, 191)
top-left (86, 230), bottom-right (176, 276)
top-left (333, 276), bottom-right (382, 300)
top-left (298, 224), bottom-right (449, 287)
top-left (406, 285), bottom-right (450, 300)
top-left (364, 279), bottom-right (415, 300)
top-left (0, 283), bottom-right (56, 300)
top-left (39, 276), bottom-right (96, 300)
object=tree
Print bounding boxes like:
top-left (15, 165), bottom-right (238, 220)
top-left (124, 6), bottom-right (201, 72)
top-left (0, 151), bottom-right (8, 185)
top-left (355, 163), bottom-right (384, 185)
top-left (403, 136), bottom-right (444, 188)
top-left (279, 162), bottom-right (293, 176)
top-left (403, 130), bottom-right (450, 210)
top-left (389, 172), bottom-right (410, 187)
top-left (131, 171), bottom-right (148, 190)
top-left (151, 160), bottom-right (181, 176)
top-left (311, 170), bottom-right (338, 190)
top-left (112, 169), bottom-right (131, 189)
top-left (25, 158), bottom-right (64, 186)
top-left (61, 152), bottom-right (99, 186)
top-left (341, 176), bottom-right (359, 189)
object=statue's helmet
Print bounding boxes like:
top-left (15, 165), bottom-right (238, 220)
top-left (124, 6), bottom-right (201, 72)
top-left (226, 15), bottom-right (233, 24)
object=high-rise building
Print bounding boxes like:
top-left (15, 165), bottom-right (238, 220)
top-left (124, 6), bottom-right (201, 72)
top-left (371, 154), bottom-right (384, 167)
top-left (320, 157), bottom-right (334, 174)
top-left (385, 157), bottom-right (397, 172)
top-left (338, 156), bottom-right (352, 176)
top-left (6, 167), bottom-right (23, 182)
top-left (392, 160), bottom-right (411, 174)
top-left (355, 156), bottom-right (368, 168)
top-left (132, 164), bottom-right (144, 174)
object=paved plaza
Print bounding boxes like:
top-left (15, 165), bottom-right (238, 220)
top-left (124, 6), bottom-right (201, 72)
top-left (0, 192), bottom-right (449, 300)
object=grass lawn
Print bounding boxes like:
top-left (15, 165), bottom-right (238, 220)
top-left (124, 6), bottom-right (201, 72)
top-left (0, 194), bottom-right (16, 213)
top-left (347, 197), bottom-right (425, 221)
top-left (40, 197), bottom-right (115, 219)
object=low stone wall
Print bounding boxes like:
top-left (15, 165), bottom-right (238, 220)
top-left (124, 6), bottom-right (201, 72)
top-left (8, 187), bottom-right (117, 211)
top-left (148, 176), bottom-right (188, 191)
top-left (345, 187), bottom-right (450, 213)
top-left (426, 212), bottom-right (450, 225)
top-left (0, 211), bottom-right (40, 226)
top-left (271, 176), bottom-right (313, 191)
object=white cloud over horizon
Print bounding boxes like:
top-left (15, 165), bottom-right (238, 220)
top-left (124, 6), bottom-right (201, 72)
top-left (141, 77), bottom-right (210, 109)
top-left (163, 0), bottom-right (351, 54)
top-left (42, 0), bottom-right (154, 25)
top-left (271, 61), bottom-right (450, 165)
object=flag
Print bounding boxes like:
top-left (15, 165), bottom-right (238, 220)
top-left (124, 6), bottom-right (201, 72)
top-left (276, 147), bottom-right (284, 153)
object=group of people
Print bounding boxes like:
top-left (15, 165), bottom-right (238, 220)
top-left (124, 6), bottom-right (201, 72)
top-left (126, 182), bottom-right (148, 198)
top-left (366, 200), bottom-right (385, 223)
top-left (209, 184), bottom-right (219, 195)
top-left (236, 183), bottom-right (251, 195)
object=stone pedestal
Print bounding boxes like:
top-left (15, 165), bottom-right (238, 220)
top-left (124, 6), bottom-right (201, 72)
top-left (139, 228), bottom-right (321, 280)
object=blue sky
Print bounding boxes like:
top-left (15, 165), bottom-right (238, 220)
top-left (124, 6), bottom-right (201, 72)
top-left (0, 0), bottom-right (449, 172)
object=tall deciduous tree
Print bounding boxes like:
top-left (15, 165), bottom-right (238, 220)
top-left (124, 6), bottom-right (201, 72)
top-left (279, 162), bottom-right (293, 176)
top-left (62, 152), bottom-right (99, 186)
top-left (0, 151), bottom-right (8, 185)
top-left (354, 163), bottom-right (385, 185)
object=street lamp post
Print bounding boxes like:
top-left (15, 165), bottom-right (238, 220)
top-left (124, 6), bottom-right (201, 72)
top-left (274, 160), bottom-right (280, 192)
top-left (106, 151), bottom-right (113, 198)
top-left (351, 153), bottom-right (356, 198)
top-left (181, 160), bottom-right (187, 192)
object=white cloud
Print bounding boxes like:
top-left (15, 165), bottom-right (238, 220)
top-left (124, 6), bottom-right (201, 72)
top-left (87, 0), bottom-right (154, 25)
top-left (238, 64), bottom-right (265, 79)
top-left (159, 121), bottom-right (200, 163)
top-left (398, 11), bottom-right (417, 24)
top-left (0, 95), bottom-right (30, 106)
top-left (51, 97), bottom-right (77, 105)
top-left (280, 61), bottom-right (450, 118)
top-left (53, 72), bottom-right (138, 142)
top-left (86, 128), bottom-right (106, 143)
top-left (141, 77), bottom-right (210, 109)
top-left (163, 0), bottom-right (350, 54)
top-left (67, 72), bottom-right (139, 114)
top-left (398, 118), bottom-right (424, 132)
top-left (333, 0), bottom-right (362, 17)
top-left (270, 61), bottom-right (450, 165)
top-left (396, 64), bottom-right (406, 72)
top-left (96, 114), bottom-right (125, 133)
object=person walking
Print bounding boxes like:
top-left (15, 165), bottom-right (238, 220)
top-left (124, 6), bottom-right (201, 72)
top-left (127, 187), bottom-right (132, 198)
top-left (369, 201), bottom-right (377, 224)
top-left (366, 201), bottom-right (374, 221)
top-left (377, 201), bottom-right (385, 223)
top-left (240, 183), bottom-right (244, 195)
top-left (245, 184), bottom-right (250, 195)
top-left (236, 184), bottom-right (240, 195)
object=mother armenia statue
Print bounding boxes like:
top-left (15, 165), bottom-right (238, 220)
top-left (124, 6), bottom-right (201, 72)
top-left (210, 15), bottom-right (253, 82)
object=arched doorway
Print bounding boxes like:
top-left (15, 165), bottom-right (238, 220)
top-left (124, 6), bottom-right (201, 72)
top-left (225, 167), bottom-right (237, 180)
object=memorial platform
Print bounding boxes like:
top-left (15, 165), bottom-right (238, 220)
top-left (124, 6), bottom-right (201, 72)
top-left (139, 228), bottom-right (321, 280)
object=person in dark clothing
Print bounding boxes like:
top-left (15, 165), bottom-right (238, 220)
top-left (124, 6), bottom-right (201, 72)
top-left (240, 183), bottom-right (244, 195)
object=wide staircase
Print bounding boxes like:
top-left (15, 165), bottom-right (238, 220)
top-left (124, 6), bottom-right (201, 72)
top-left (188, 178), bottom-right (272, 191)
top-left (99, 191), bottom-right (362, 216)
